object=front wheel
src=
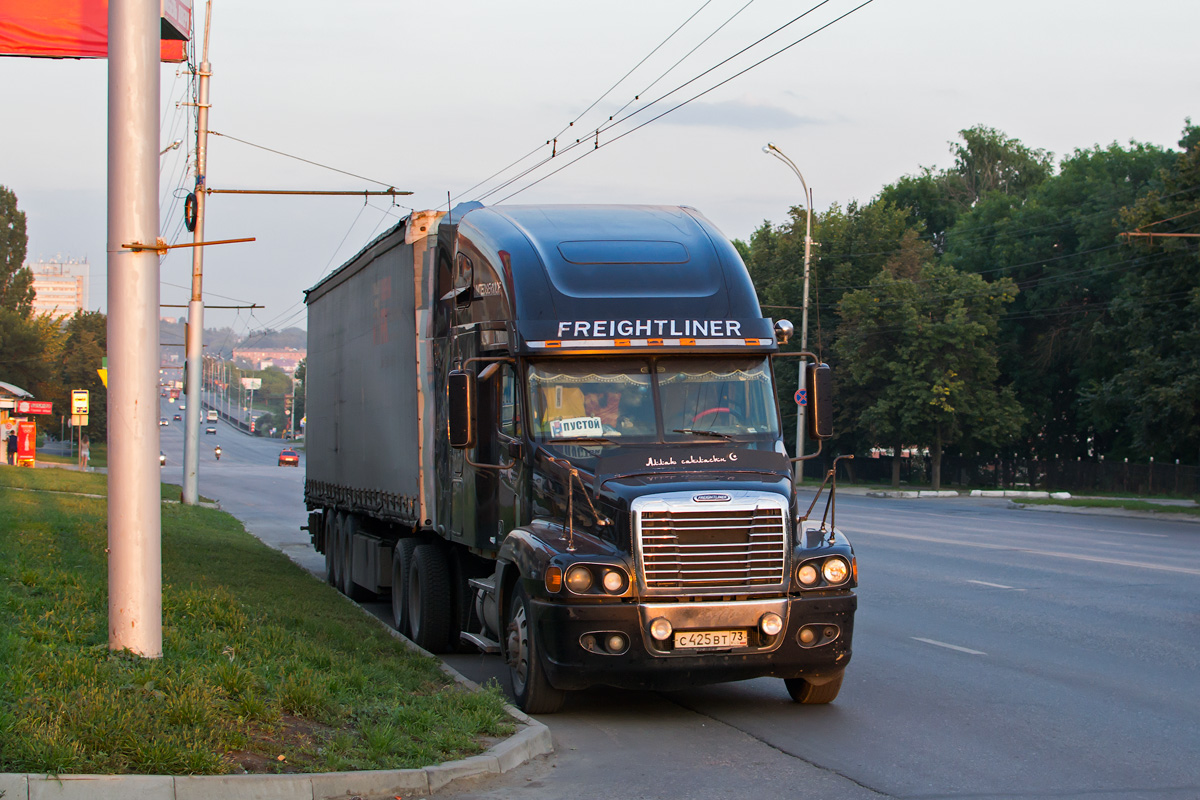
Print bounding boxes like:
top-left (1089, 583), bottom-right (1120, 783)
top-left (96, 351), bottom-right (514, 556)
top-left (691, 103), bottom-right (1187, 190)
top-left (784, 672), bottom-right (844, 704)
top-left (505, 583), bottom-right (566, 714)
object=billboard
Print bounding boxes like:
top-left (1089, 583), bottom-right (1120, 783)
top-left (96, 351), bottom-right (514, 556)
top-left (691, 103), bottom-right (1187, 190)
top-left (0, 0), bottom-right (192, 62)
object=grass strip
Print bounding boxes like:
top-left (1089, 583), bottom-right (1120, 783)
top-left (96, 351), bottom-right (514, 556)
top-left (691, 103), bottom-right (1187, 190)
top-left (1019, 497), bottom-right (1200, 517)
top-left (0, 466), bottom-right (512, 776)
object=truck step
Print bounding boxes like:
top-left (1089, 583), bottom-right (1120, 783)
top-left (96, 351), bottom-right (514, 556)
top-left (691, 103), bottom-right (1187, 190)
top-left (460, 631), bottom-right (501, 654)
top-left (468, 576), bottom-right (496, 595)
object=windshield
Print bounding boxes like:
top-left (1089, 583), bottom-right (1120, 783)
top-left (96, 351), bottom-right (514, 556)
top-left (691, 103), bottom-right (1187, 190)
top-left (527, 356), bottom-right (780, 445)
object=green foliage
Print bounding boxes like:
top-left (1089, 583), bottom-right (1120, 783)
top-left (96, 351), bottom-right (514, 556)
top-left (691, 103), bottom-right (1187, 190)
top-left (0, 185), bottom-right (34, 317)
top-left (945, 138), bottom-right (1173, 459)
top-left (1084, 121), bottom-right (1200, 460)
top-left (836, 260), bottom-right (1022, 488)
top-left (745, 121), bottom-right (1197, 473)
top-left (0, 468), bottom-right (513, 775)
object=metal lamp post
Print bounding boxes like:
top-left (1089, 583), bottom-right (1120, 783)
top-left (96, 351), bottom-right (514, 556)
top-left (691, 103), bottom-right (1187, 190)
top-left (763, 143), bottom-right (813, 483)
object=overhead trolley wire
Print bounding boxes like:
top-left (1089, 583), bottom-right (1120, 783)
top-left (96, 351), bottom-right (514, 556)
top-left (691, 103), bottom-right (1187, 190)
top-left (470, 0), bottom-right (842, 204)
top-left (485, 0), bottom-right (875, 204)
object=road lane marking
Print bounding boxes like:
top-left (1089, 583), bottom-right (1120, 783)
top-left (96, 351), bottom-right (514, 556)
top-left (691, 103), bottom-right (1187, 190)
top-left (840, 526), bottom-right (1200, 577)
top-left (913, 637), bottom-right (986, 655)
top-left (966, 579), bottom-right (1024, 590)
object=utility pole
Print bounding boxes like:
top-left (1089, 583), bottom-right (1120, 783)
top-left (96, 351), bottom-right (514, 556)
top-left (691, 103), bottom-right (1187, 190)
top-left (107, 0), bottom-right (162, 658)
top-left (763, 143), bottom-right (814, 485)
top-left (182, 0), bottom-right (213, 505)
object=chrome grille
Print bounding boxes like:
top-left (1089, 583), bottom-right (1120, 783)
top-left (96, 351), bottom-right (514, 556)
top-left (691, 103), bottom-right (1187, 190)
top-left (634, 493), bottom-right (788, 594)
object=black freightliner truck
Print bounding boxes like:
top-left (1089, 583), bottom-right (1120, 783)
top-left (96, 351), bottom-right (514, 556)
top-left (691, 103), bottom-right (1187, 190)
top-left (304, 204), bottom-right (856, 713)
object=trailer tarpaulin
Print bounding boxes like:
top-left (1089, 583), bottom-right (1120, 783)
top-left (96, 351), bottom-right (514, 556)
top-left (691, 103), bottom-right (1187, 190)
top-left (0, 0), bottom-right (191, 62)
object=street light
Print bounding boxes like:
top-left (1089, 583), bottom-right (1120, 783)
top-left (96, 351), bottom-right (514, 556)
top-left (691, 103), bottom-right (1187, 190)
top-left (763, 142), bottom-right (813, 484)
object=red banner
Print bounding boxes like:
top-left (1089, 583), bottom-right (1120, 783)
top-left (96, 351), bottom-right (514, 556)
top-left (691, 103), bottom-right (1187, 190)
top-left (0, 0), bottom-right (191, 63)
top-left (16, 400), bottom-right (53, 415)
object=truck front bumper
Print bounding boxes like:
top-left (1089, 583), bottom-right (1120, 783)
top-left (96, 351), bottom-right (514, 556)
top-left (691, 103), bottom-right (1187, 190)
top-left (533, 593), bottom-right (856, 692)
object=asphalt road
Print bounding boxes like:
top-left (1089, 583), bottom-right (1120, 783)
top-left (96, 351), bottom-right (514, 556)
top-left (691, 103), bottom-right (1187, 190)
top-left (156, 408), bottom-right (1200, 800)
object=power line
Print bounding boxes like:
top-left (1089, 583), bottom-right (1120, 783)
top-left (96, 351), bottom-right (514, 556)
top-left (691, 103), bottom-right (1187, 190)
top-left (487, 0), bottom-right (877, 204)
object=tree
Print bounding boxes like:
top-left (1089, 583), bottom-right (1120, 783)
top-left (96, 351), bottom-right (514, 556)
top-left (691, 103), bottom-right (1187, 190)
top-left (946, 139), bottom-right (1172, 460)
top-left (1085, 122), bottom-right (1200, 462)
top-left (836, 261), bottom-right (1022, 489)
top-left (0, 185), bottom-right (34, 317)
top-left (58, 311), bottom-right (109, 439)
top-left (880, 125), bottom-right (1054, 248)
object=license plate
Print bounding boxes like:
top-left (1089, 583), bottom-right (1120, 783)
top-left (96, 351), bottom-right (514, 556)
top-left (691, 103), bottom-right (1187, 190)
top-left (674, 629), bottom-right (747, 649)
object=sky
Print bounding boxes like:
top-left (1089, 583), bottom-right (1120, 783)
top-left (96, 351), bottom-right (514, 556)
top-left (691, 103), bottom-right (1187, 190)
top-left (1, 0), bottom-right (1197, 337)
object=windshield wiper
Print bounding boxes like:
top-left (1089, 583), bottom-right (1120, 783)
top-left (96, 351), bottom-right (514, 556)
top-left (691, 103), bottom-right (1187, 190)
top-left (671, 428), bottom-right (734, 441)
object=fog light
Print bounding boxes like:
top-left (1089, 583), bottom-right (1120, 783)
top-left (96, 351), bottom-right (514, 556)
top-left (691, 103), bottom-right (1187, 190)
top-left (566, 565), bottom-right (594, 593)
top-left (606, 633), bottom-right (627, 653)
top-left (822, 557), bottom-right (849, 584)
top-left (649, 617), bottom-right (673, 641)
top-left (797, 563), bottom-right (818, 585)
top-left (799, 627), bottom-right (816, 645)
top-left (602, 569), bottom-right (626, 594)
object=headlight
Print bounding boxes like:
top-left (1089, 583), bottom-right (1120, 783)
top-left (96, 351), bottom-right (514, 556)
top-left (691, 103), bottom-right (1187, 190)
top-left (649, 617), bottom-right (673, 641)
top-left (565, 565), bottom-right (594, 593)
top-left (602, 568), bottom-right (626, 594)
top-left (822, 557), bottom-right (849, 584)
top-left (797, 563), bottom-right (819, 585)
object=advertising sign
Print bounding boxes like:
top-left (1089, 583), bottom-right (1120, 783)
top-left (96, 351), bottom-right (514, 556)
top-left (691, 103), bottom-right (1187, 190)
top-left (0, 0), bottom-right (191, 62)
top-left (17, 420), bottom-right (36, 466)
top-left (16, 400), bottom-right (53, 415)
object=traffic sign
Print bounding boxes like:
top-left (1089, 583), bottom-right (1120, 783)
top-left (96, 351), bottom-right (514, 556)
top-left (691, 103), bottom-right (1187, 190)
top-left (72, 389), bottom-right (89, 415)
top-left (794, 389), bottom-right (808, 406)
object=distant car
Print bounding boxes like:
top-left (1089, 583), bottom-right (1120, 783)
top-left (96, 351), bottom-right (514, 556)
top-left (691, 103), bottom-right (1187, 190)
top-left (159, 451), bottom-right (166, 466)
top-left (179, 403), bottom-right (186, 410)
top-left (205, 426), bottom-right (217, 435)
top-left (278, 448), bottom-right (299, 467)
top-left (173, 414), bottom-right (181, 421)
top-left (159, 417), bottom-right (169, 426)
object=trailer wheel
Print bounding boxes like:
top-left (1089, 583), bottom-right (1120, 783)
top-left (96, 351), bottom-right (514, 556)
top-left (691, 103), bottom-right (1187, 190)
top-left (339, 513), bottom-right (369, 601)
top-left (390, 538), bottom-right (418, 636)
top-left (322, 512), bottom-right (336, 587)
top-left (328, 512), bottom-right (344, 589)
top-left (784, 672), bottom-right (844, 705)
top-left (407, 543), bottom-right (452, 652)
top-left (505, 583), bottom-right (565, 714)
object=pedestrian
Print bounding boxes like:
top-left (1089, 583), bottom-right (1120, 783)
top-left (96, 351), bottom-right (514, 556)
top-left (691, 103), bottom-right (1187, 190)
top-left (6, 431), bottom-right (16, 465)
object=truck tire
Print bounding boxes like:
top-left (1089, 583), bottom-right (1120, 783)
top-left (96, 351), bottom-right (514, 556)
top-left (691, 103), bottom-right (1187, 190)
top-left (328, 512), bottom-right (345, 589)
top-left (407, 543), bottom-right (453, 653)
top-left (785, 672), bottom-right (844, 705)
top-left (322, 512), bottom-right (336, 587)
top-left (505, 583), bottom-right (565, 714)
top-left (339, 513), bottom-right (369, 601)
top-left (390, 538), bottom-right (418, 636)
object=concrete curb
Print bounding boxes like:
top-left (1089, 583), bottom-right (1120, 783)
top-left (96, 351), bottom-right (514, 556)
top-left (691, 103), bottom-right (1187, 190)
top-left (2, 718), bottom-right (550, 800)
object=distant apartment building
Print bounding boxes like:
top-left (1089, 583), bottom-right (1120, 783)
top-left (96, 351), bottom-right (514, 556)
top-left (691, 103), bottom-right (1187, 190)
top-left (29, 259), bottom-right (89, 319)
top-left (232, 347), bottom-right (306, 374)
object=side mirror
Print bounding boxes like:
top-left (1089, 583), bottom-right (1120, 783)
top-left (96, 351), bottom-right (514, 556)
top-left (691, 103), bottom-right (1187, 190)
top-left (806, 362), bottom-right (833, 440)
top-left (448, 369), bottom-right (476, 449)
